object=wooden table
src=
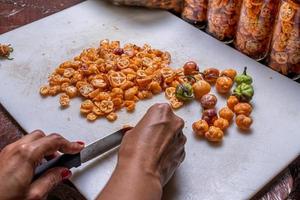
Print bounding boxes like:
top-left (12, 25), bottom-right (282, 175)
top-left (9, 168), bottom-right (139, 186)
top-left (0, 1), bottom-right (298, 199)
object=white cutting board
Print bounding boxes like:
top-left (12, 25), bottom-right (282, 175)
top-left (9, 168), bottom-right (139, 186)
top-left (1, 1), bottom-right (300, 199)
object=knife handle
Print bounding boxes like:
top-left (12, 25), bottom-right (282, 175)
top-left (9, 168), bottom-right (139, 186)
top-left (33, 153), bottom-right (81, 180)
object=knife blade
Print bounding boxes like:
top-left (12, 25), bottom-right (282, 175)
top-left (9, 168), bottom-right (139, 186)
top-left (33, 127), bottom-right (131, 180)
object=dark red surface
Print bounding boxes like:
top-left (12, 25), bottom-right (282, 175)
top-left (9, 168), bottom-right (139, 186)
top-left (0, 104), bottom-right (23, 150)
top-left (0, 0), bottom-right (84, 34)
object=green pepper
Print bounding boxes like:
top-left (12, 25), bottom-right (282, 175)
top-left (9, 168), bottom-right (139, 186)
top-left (175, 83), bottom-right (194, 101)
top-left (233, 83), bottom-right (254, 102)
top-left (234, 67), bottom-right (253, 85)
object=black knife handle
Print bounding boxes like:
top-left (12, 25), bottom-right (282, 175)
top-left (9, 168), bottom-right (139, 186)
top-left (33, 153), bottom-right (81, 180)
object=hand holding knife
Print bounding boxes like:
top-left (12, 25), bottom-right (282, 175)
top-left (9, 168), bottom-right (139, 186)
top-left (0, 104), bottom-right (186, 200)
top-left (34, 127), bottom-right (131, 180)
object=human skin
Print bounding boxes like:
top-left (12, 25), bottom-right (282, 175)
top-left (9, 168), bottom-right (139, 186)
top-left (0, 103), bottom-right (186, 200)
top-left (0, 130), bottom-right (84, 200)
top-left (97, 103), bottom-right (186, 200)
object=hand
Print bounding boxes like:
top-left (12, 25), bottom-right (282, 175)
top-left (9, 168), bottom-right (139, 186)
top-left (119, 103), bottom-right (186, 185)
top-left (0, 130), bottom-right (84, 200)
top-left (98, 103), bottom-right (186, 200)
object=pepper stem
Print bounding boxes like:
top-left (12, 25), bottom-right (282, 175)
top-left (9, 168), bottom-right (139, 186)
top-left (180, 84), bottom-right (189, 94)
top-left (186, 75), bottom-right (197, 82)
top-left (243, 67), bottom-right (247, 75)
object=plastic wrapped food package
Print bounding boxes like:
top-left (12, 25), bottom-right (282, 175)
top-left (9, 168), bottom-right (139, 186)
top-left (268, 0), bottom-right (300, 75)
top-left (206, 0), bottom-right (243, 43)
top-left (234, 0), bottom-right (279, 61)
top-left (181, 0), bottom-right (208, 29)
top-left (260, 169), bottom-right (293, 200)
top-left (111, 0), bottom-right (183, 12)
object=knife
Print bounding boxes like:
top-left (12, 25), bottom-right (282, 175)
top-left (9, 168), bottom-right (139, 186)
top-left (33, 127), bottom-right (131, 180)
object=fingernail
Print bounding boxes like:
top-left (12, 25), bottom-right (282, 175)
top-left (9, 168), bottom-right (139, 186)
top-left (76, 141), bottom-right (85, 146)
top-left (61, 169), bottom-right (72, 179)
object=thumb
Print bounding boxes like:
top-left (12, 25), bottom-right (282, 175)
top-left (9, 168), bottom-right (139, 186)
top-left (26, 167), bottom-right (72, 200)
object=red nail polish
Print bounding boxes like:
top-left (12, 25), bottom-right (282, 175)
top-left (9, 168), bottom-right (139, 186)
top-left (61, 169), bottom-right (72, 179)
top-left (76, 141), bottom-right (85, 145)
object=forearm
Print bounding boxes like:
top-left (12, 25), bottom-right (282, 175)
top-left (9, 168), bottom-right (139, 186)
top-left (97, 163), bottom-right (162, 200)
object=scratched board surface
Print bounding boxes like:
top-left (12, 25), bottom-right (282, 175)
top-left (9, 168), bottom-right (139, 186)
top-left (1, 1), bottom-right (300, 199)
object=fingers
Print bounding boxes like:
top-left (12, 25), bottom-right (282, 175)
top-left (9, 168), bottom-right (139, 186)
top-left (147, 103), bottom-right (172, 120)
top-left (26, 130), bottom-right (46, 142)
top-left (32, 134), bottom-right (84, 159)
top-left (13, 130), bottom-right (46, 146)
top-left (174, 117), bottom-right (185, 134)
top-left (26, 167), bottom-right (71, 200)
top-left (179, 149), bottom-right (186, 163)
top-left (171, 133), bottom-right (187, 165)
top-left (178, 132), bottom-right (187, 146)
top-left (162, 131), bottom-right (186, 165)
top-left (170, 138), bottom-right (186, 160)
top-left (173, 131), bottom-right (187, 147)
top-left (152, 103), bottom-right (185, 135)
top-left (45, 152), bottom-right (60, 161)
top-left (149, 103), bottom-right (185, 136)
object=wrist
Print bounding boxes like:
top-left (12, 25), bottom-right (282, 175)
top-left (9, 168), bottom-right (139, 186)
top-left (98, 161), bottom-right (162, 200)
top-left (115, 160), bottom-right (163, 198)
top-left (118, 150), bottom-right (163, 182)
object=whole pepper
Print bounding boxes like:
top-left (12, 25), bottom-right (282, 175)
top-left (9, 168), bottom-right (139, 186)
top-left (0, 44), bottom-right (14, 60)
top-left (175, 83), bottom-right (194, 101)
top-left (233, 83), bottom-right (254, 102)
top-left (234, 67), bottom-right (253, 85)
